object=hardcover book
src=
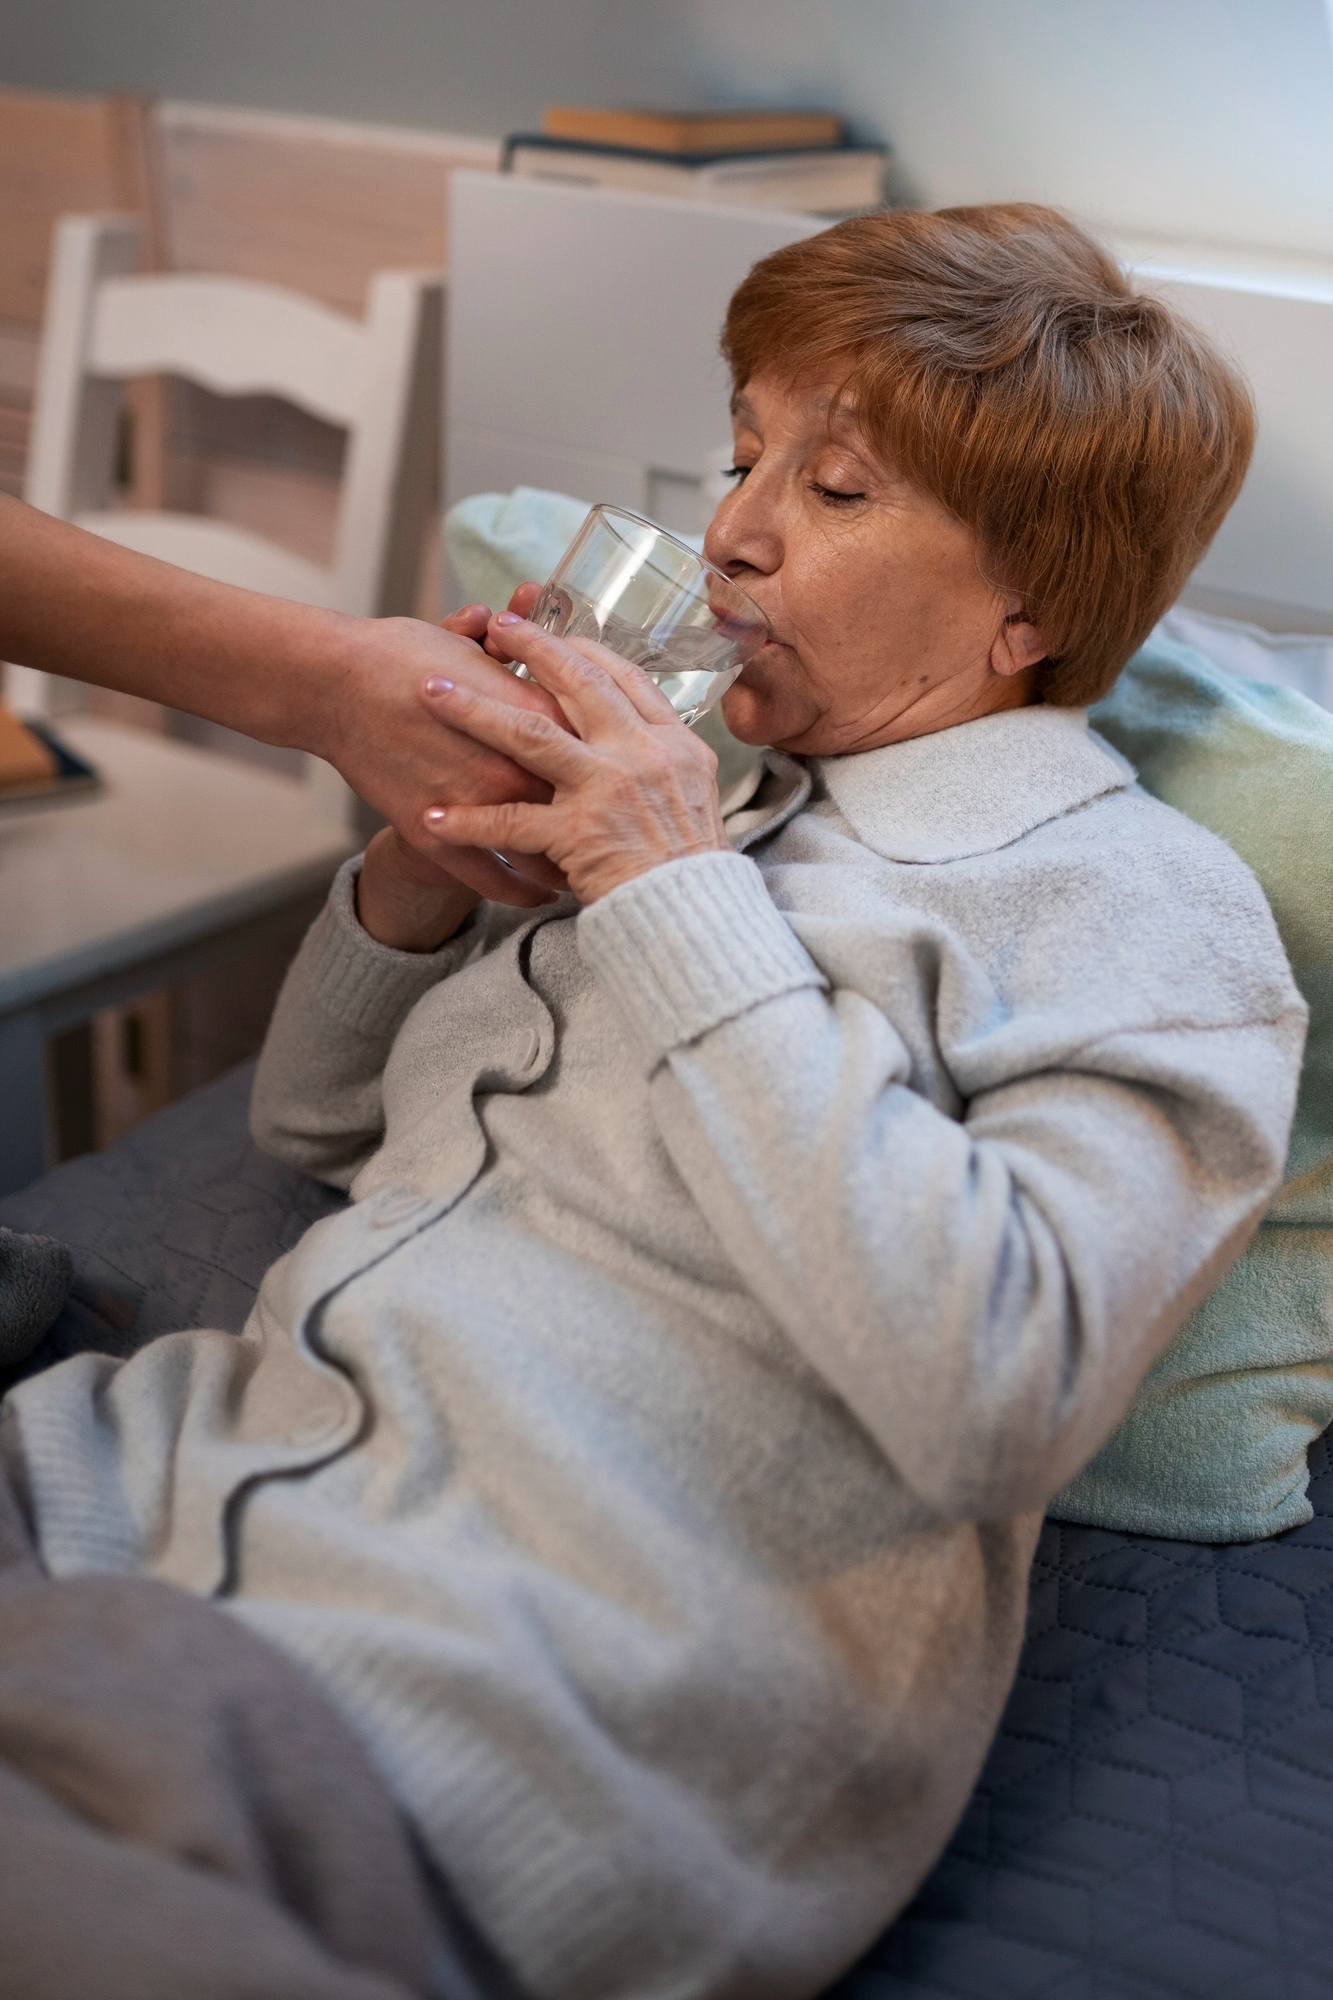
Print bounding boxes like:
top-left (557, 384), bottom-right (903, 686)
top-left (506, 135), bottom-right (885, 217)
top-left (540, 106), bottom-right (846, 156)
top-left (0, 704), bottom-right (98, 811)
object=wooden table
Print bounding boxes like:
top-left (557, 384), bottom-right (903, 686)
top-left (0, 718), bottom-right (354, 1194)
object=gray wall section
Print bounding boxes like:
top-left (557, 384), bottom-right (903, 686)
top-left (7, 1), bottom-right (693, 136)
top-left (3, 0), bottom-right (1333, 254)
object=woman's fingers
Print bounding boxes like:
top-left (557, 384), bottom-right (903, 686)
top-left (415, 615), bottom-right (723, 909)
top-left (479, 581), bottom-right (543, 658)
top-left (420, 674), bottom-right (594, 782)
top-left (559, 633), bottom-right (682, 726)
top-left (485, 616), bottom-right (677, 733)
top-left (439, 603), bottom-right (492, 642)
top-left (424, 799), bottom-right (552, 855)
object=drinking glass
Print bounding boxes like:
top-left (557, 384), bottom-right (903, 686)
top-left (514, 504), bottom-right (769, 726)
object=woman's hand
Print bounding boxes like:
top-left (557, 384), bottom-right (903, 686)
top-left (429, 586), bottom-right (567, 903)
top-left (324, 590), bottom-right (568, 909)
top-left (356, 826), bottom-right (483, 951)
top-left (416, 614), bottom-right (729, 904)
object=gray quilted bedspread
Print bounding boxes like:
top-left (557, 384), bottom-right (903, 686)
top-left (0, 1062), bottom-right (344, 1370)
top-left (2, 1062), bottom-right (1330, 1999)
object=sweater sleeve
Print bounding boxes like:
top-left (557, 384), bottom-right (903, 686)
top-left (578, 847), bottom-right (1306, 1520)
top-left (250, 857), bottom-right (478, 1188)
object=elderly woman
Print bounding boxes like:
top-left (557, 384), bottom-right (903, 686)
top-left (0, 206), bottom-right (1307, 2000)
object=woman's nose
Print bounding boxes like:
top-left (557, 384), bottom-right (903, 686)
top-left (704, 483), bottom-right (781, 579)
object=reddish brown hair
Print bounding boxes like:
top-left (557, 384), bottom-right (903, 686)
top-left (721, 204), bottom-right (1254, 704)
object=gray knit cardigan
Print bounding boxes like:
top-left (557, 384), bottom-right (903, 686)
top-left (1, 705), bottom-right (1306, 2000)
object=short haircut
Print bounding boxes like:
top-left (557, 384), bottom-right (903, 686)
top-left (721, 204), bottom-right (1255, 705)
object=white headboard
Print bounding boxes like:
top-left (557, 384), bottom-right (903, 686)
top-left (1143, 266), bottom-right (1333, 632)
top-left (445, 174), bottom-right (1333, 635)
top-left (444, 173), bottom-right (814, 550)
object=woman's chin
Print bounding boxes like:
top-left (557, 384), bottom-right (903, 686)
top-left (720, 666), bottom-right (800, 745)
top-left (718, 685), bottom-right (771, 744)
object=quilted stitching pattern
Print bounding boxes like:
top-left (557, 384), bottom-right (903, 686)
top-left (0, 1062), bottom-right (343, 1369)
top-left (1, 1065), bottom-right (1329, 1996)
top-left (835, 1436), bottom-right (1333, 1999)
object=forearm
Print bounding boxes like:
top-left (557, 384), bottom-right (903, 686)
top-left (0, 498), bottom-right (352, 752)
top-left (251, 858), bottom-right (476, 1187)
top-left (0, 498), bottom-right (568, 856)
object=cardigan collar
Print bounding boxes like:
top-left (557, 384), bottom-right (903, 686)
top-left (809, 705), bottom-right (1134, 864)
top-left (723, 708), bottom-right (1134, 863)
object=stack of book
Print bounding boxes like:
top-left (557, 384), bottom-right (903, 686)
top-left (505, 107), bottom-right (886, 217)
top-left (0, 702), bottom-right (97, 811)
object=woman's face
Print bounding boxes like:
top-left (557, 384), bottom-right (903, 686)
top-left (705, 371), bottom-right (1046, 757)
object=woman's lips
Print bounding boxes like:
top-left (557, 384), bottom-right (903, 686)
top-left (736, 635), bottom-right (794, 677)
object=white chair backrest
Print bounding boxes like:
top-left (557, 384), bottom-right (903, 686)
top-left (15, 213), bottom-right (443, 821)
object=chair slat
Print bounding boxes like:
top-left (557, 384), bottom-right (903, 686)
top-left (90, 276), bottom-right (370, 428)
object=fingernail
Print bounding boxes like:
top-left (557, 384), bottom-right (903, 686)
top-left (423, 677), bottom-right (454, 696)
top-left (424, 806), bottom-right (448, 825)
top-left (493, 611), bottom-right (523, 626)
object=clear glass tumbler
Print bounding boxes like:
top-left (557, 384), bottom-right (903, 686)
top-left (516, 504), bottom-right (770, 726)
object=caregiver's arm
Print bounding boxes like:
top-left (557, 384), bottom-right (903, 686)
top-left (423, 620), bottom-right (1307, 1520)
top-left (0, 498), bottom-right (562, 902)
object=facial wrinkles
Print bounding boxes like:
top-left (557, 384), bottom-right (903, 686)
top-left (711, 376), bottom-right (1023, 755)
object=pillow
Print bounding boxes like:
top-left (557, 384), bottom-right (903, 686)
top-left (1051, 635), bottom-right (1333, 1540)
top-left (448, 487), bottom-right (1333, 1540)
top-left (444, 486), bottom-right (592, 618)
top-left (1160, 602), bottom-right (1333, 711)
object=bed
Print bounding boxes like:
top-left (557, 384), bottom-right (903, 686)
top-left (3, 1059), bottom-right (1329, 1999)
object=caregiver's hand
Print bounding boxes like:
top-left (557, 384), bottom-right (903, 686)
top-left (439, 580), bottom-right (541, 655)
top-left (0, 498), bottom-right (567, 908)
top-left (323, 607), bottom-right (569, 907)
top-left (415, 614), bottom-right (728, 905)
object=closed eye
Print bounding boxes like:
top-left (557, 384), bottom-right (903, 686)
top-left (810, 481), bottom-right (866, 505)
top-left (720, 463), bottom-right (752, 482)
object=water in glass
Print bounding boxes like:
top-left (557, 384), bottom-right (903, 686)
top-left (530, 582), bottom-right (744, 724)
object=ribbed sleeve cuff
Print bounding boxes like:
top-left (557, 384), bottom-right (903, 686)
top-left (299, 857), bottom-right (476, 1039)
top-left (577, 849), bottom-right (824, 1061)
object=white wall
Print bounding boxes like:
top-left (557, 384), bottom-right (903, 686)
top-left (10, 2), bottom-right (1333, 625)
top-left (4, 0), bottom-right (1333, 259)
top-left (682, 0), bottom-right (1333, 258)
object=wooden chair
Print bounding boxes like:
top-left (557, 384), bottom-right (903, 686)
top-left (21, 210), bottom-right (442, 638)
top-left (0, 211), bottom-right (443, 1170)
top-left (149, 104), bottom-right (497, 618)
top-left (2, 95), bottom-right (492, 608)
top-left (0, 87), bottom-right (163, 507)
top-left (13, 212), bottom-right (443, 818)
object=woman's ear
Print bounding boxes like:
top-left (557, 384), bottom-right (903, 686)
top-left (991, 610), bottom-right (1047, 678)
